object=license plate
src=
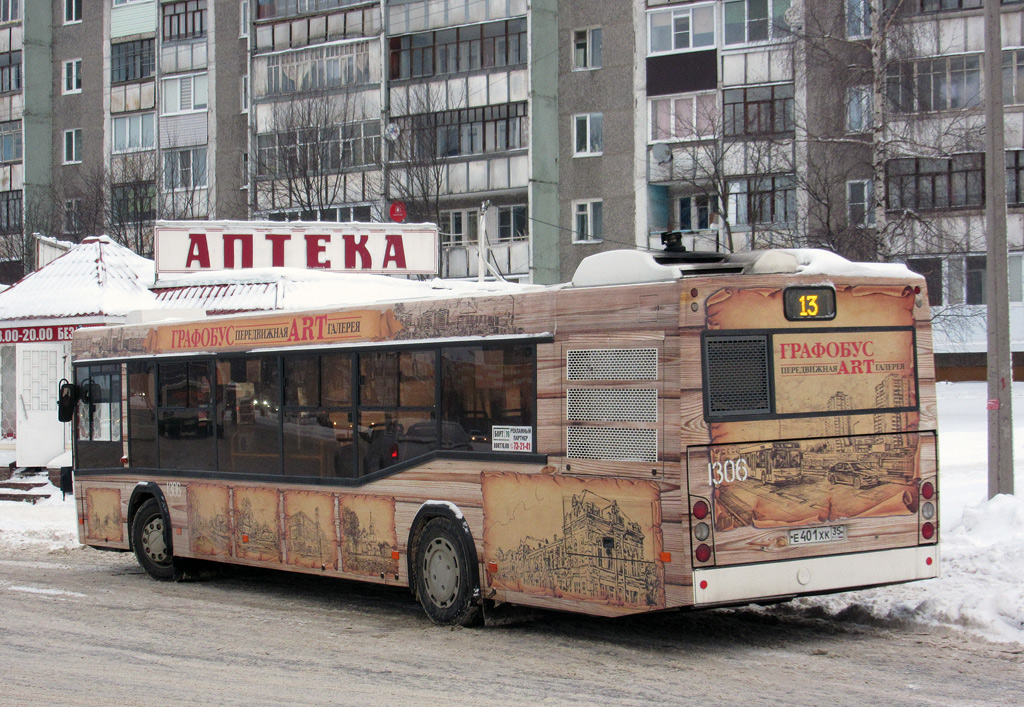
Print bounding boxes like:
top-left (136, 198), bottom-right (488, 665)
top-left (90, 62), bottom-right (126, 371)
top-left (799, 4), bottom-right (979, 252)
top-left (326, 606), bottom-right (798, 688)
top-left (788, 525), bottom-right (846, 546)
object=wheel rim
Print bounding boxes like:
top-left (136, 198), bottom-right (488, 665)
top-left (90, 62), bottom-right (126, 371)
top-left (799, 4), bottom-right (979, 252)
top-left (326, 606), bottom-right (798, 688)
top-left (140, 516), bottom-right (170, 566)
top-left (422, 536), bottom-right (460, 609)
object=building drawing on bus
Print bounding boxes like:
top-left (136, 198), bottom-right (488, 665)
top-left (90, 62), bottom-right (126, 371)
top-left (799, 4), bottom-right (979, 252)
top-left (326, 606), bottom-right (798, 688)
top-left (67, 246), bottom-right (939, 625)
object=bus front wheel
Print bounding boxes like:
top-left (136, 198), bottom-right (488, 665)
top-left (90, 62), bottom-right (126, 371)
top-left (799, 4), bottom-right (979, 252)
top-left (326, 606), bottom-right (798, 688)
top-left (414, 517), bottom-right (480, 626)
top-left (131, 498), bottom-right (181, 581)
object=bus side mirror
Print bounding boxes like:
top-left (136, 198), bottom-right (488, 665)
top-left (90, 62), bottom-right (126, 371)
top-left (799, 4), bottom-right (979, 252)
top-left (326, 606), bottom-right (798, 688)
top-left (57, 379), bottom-right (79, 423)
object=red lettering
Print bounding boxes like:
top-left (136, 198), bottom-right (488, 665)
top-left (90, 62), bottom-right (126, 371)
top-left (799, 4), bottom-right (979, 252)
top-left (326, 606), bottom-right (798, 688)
top-left (863, 341), bottom-right (875, 357)
top-left (837, 360), bottom-right (849, 375)
top-left (301, 316), bottom-right (315, 341)
top-left (305, 234), bottom-right (331, 269)
top-left (185, 233), bottom-right (211, 268)
top-left (267, 233), bottom-right (291, 267)
top-left (288, 319), bottom-right (301, 341)
top-left (382, 234), bottom-right (407, 269)
top-left (344, 234), bottom-right (372, 270)
top-left (315, 315), bottom-right (327, 339)
top-left (223, 234), bottom-right (254, 269)
top-left (850, 360), bottom-right (863, 374)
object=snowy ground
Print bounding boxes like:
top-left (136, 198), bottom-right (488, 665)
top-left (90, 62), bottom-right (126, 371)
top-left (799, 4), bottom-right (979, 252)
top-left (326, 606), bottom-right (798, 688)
top-left (1, 382), bottom-right (1022, 644)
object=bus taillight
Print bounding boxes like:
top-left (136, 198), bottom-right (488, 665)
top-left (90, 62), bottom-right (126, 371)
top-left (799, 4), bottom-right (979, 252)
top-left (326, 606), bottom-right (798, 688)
top-left (691, 497), bottom-right (715, 565)
top-left (692, 499), bottom-right (709, 520)
top-left (919, 478), bottom-right (938, 543)
top-left (921, 523), bottom-right (935, 540)
top-left (695, 544), bottom-right (712, 563)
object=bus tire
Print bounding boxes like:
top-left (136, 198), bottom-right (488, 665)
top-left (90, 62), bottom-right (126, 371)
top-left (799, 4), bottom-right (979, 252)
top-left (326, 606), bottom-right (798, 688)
top-left (131, 498), bottom-right (181, 581)
top-left (414, 517), bottom-right (480, 627)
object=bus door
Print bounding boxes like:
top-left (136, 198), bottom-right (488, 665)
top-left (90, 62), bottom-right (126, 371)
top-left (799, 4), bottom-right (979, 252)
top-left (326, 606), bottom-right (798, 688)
top-left (16, 342), bottom-right (71, 467)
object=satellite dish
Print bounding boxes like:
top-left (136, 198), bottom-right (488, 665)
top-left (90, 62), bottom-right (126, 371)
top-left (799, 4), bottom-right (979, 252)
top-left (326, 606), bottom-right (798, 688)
top-left (384, 123), bottom-right (400, 142)
top-left (652, 143), bottom-right (672, 165)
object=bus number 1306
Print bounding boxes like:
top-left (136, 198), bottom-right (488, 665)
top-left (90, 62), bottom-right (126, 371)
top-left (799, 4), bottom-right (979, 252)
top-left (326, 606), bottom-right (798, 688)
top-left (708, 458), bottom-right (749, 487)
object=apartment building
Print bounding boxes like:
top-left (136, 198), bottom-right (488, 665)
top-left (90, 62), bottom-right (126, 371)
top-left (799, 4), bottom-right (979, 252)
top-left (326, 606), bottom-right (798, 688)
top-left (2, 2), bottom-right (1024, 373)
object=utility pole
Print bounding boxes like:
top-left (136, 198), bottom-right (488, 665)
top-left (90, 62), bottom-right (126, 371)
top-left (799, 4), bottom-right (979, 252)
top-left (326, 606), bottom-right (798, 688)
top-left (983, 0), bottom-right (1015, 497)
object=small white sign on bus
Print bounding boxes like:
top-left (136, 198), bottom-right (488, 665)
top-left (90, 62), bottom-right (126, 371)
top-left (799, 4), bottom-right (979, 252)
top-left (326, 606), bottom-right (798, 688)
top-left (492, 426), bottom-right (533, 453)
top-left (155, 220), bottom-right (439, 275)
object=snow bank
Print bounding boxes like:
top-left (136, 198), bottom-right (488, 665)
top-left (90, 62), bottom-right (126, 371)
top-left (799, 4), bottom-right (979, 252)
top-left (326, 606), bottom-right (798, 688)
top-left (0, 483), bottom-right (79, 553)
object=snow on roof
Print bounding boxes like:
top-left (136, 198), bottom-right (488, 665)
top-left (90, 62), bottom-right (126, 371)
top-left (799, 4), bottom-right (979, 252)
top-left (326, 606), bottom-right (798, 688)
top-left (152, 267), bottom-right (541, 314)
top-left (571, 249), bottom-right (921, 287)
top-left (0, 236), bottom-right (157, 322)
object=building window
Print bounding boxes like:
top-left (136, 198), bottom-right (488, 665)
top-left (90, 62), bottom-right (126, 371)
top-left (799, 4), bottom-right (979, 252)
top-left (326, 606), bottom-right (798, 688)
top-left (1003, 49), bottom-right (1024, 106)
top-left (1, 0), bottom-right (20, 23)
top-left (440, 209), bottom-right (478, 245)
top-left (573, 113), bottom-right (603, 156)
top-left (63, 199), bottom-right (81, 234)
top-left (163, 1), bottom-right (207, 42)
top-left (112, 182), bottom-right (156, 225)
top-left (651, 92), bottom-right (717, 141)
top-left (111, 39), bottom-right (155, 83)
top-left (723, 0), bottom-right (791, 46)
top-left (0, 51), bottom-right (21, 94)
top-left (0, 120), bottom-right (21, 163)
top-left (906, 257), bottom-right (943, 306)
top-left (730, 175), bottom-right (795, 225)
top-left (885, 154), bottom-right (984, 211)
top-left (63, 129), bottom-right (82, 164)
top-left (240, 74), bottom-right (249, 113)
top-left (573, 200), bottom-right (603, 243)
top-left (411, 102), bottom-right (528, 159)
top-left (573, 28), bottom-right (602, 70)
top-left (164, 147), bottom-right (207, 190)
top-left (498, 205), bottom-right (527, 242)
top-left (64, 0), bottom-right (81, 24)
top-left (723, 83), bottom-right (794, 136)
top-left (0, 189), bottom-right (21, 231)
top-left (341, 120), bottom-right (380, 168)
top-left (1007, 150), bottom-right (1024, 205)
top-left (847, 180), bottom-right (875, 227)
top-left (886, 55), bottom-right (982, 113)
top-left (389, 19), bottom-right (526, 81)
top-left (265, 41), bottom-right (372, 97)
top-left (113, 113), bottom-right (155, 153)
top-left (256, 128), bottom-right (342, 177)
top-left (920, 0), bottom-right (982, 10)
top-left (240, 0), bottom-right (250, 38)
top-left (161, 73), bottom-right (209, 114)
top-left (679, 194), bottom-right (717, 231)
top-left (847, 85), bottom-right (872, 132)
top-left (63, 59), bottom-right (82, 94)
top-left (966, 255), bottom-right (985, 305)
top-left (846, 0), bottom-right (870, 39)
top-left (648, 3), bottom-right (715, 54)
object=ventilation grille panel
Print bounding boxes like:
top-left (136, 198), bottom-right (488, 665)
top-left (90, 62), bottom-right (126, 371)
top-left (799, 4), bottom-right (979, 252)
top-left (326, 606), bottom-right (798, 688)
top-left (567, 348), bottom-right (658, 381)
top-left (704, 335), bottom-right (771, 417)
top-left (566, 427), bottom-right (658, 462)
top-left (567, 388), bottom-right (658, 422)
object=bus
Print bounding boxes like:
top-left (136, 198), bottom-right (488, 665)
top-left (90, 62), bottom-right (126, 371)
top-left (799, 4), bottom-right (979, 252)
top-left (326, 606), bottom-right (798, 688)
top-left (66, 246), bottom-right (939, 625)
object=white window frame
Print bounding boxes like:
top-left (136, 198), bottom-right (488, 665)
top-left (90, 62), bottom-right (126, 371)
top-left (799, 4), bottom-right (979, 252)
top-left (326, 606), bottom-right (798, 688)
top-left (440, 209), bottom-right (478, 246)
top-left (63, 128), bottom-right (82, 164)
top-left (847, 85), bottom-right (872, 133)
top-left (573, 27), bottom-right (602, 70)
top-left (1, 0), bottom-right (21, 23)
top-left (648, 3), bottom-right (716, 56)
top-left (161, 73), bottom-right (209, 115)
top-left (723, 0), bottom-right (791, 47)
top-left (164, 147), bottom-right (208, 191)
top-left (64, 0), bottom-right (82, 25)
top-left (240, 74), bottom-right (249, 113)
top-left (573, 199), bottom-right (603, 243)
top-left (846, 0), bottom-right (871, 40)
top-left (650, 92), bottom-right (718, 142)
top-left (679, 194), bottom-right (718, 231)
top-left (112, 112), bottom-right (155, 154)
top-left (847, 180), bottom-right (875, 227)
top-left (62, 59), bottom-right (82, 95)
top-left (240, 0), bottom-right (250, 38)
top-left (498, 205), bottom-right (528, 242)
top-left (573, 113), bottom-right (603, 157)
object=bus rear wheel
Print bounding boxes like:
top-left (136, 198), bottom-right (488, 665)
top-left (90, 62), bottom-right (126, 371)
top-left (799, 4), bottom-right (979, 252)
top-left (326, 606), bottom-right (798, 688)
top-left (131, 499), bottom-right (181, 581)
top-left (414, 517), bottom-right (480, 627)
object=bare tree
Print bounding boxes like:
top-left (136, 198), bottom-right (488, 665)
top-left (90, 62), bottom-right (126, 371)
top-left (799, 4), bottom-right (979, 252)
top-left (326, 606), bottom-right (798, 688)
top-left (252, 89), bottom-right (378, 220)
top-left (108, 151), bottom-right (158, 256)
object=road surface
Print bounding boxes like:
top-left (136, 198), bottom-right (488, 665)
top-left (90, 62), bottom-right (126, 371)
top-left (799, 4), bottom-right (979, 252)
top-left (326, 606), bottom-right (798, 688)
top-left (0, 544), bottom-right (1020, 706)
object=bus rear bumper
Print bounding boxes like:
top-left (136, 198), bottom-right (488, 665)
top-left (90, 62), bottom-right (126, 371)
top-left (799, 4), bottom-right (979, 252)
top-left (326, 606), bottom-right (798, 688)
top-left (692, 545), bottom-right (940, 607)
